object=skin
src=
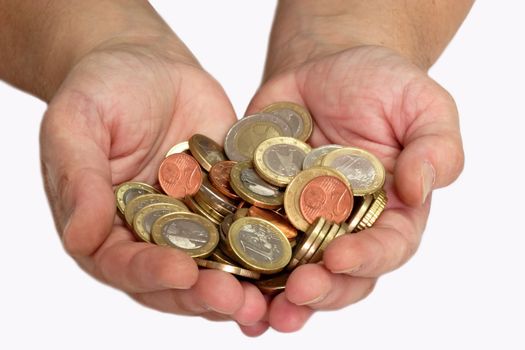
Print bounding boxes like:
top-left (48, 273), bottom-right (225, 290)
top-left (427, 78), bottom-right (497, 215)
top-left (0, 0), bottom-right (473, 337)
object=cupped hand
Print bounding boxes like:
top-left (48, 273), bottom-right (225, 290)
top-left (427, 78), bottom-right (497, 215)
top-left (40, 40), bottom-right (267, 327)
top-left (243, 45), bottom-right (464, 334)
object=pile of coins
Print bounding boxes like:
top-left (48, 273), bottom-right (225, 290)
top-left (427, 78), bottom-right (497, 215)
top-left (115, 102), bottom-right (387, 295)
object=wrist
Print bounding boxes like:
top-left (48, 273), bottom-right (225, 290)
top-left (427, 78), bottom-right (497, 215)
top-left (265, 0), bottom-right (429, 78)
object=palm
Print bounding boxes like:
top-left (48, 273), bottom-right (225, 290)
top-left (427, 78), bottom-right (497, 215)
top-left (41, 46), bottom-right (266, 324)
top-left (246, 46), bottom-right (462, 333)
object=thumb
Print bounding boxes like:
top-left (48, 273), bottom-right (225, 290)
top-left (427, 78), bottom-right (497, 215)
top-left (41, 95), bottom-right (114, 257)
top-left (395, 88), bottom-right (465, 206)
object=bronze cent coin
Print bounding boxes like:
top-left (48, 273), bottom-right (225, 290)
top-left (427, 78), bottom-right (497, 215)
top-left (299, 175), bottom-right (353, 225)
top-left (158, 153), bottom-right (202, 199)
top-left (209, 161), bottom-right (239, 200)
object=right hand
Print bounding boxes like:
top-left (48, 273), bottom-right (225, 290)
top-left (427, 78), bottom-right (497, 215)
top-left (40, 38), bottom-right (267, 327)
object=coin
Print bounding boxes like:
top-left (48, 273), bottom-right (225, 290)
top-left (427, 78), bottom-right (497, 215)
top-left (309, 222), bottom-right (343, 264)
top-left (303, 144), bottom-right (342, 169)
top-left (218, 214), bottom-right (237, 260)
top-left (188, 134), bottom-right (227, 171)
top-left (356, 189), bottom-right (387, 231)
top-left (347, 194), bottom-right (374, 232)
top-left (193, 194), bottom-right (225, 223)
top-left (248, 206), bottom-right (298, 241)
top-left (195, 175), bottom-right (237, 215)
top-left (124, 193), bottom-right (188, 226)
top-left (230, 161), bottom-right (284, 209)
top-left (253, 136), bottom-right (311, 186)
top-left (184, 196), bottom-right (221, 226)
top-left (321, 147), bottom-right (385, 196)
top-left (287, 217), bottom-right (326, 270)
top-left (234, 207), bottom-right (249, 221)
top-left (284, 166), bottom-right (349, 232)
top-left (299, 175), bottom-right (353, 224)
top-left (224, 113), bottom-right (292, 162)
top-left (165, 141), bottom-right (190, 157)
top-left (151, 212), bottom-right (219, 258)
top-left (209, 161), bottom-right (239, 199)
top-left (115, 182), bottom-right (159, 214)
top-left (299, 219), bottom-right (333, 265)
top-left (133, 203), bottom-right (186, 242)
top-left (261, 102), bottom-right (313, 142)
top-left (194, 258), bottom-right (261, 280)
top-left (228, 217), bottom-right (292, 274)
top-left (210, 249), bottom-right (237, 265)
top-left (255, 272), bottom-right (289, 295)
top-left (158, 153), bottom-right (203, 199)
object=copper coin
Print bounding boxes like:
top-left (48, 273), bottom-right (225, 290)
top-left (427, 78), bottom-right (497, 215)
top-left (209, 160), bottom-right (239, 200)
top-left (158, 153), bottom-right (202, 199)
top-left (248, 206), bottom-right (298, 241)
top-left (299, 175), bottom-right (353, 224)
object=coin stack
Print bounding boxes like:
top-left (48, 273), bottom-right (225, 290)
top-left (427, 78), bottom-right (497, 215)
top-left (115, 102), bottom-right (387, 295)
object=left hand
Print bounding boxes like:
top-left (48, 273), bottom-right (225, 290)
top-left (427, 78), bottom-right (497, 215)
top-left (241, 45), bottom-right (464, 335)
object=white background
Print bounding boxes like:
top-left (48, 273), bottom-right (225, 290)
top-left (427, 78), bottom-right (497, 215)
top-left (1, 1), bottom-right (524, 348)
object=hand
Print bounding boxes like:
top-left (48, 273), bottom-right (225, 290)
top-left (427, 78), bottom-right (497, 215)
top-left (40, 39), bottom-right (267, 327)
top-left (244, 45), bottom-right (464, 334)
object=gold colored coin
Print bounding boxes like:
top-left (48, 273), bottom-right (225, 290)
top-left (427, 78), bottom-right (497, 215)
top-left (188, 134), bottom-right (227, 171)
top-left (261, 102), bottom-right (313, 142)
top-left (184, 196), bottom-right (221, 226)
top-left (234, 208), bottom-right (249, 221)
top-left (194, 258), bottom-right (261, 280)
top-left (210, 249), bottom-right (237, 265)
top-left (151, 212), bottom-right (219, 258)
top-left (165, 141), bottom-right (190, 157)
top-left (115, 182), bottom-right (159, 214)
top-left (347, 195), bottom-right (374, 232)
top-left (255, 273), bottom-right (290, 296)
top-left (321, 147), bottom-right (386, 196)
top-left (284, 167), bottom-right (349, 232)
top-left (300, 220), bottom-right (335, 265)
top-left (124, 193), bottom-right (188, 226)
top-left (287, 217), bottom-right (326, 270)
top-left (356, 189), bottom-right (387, 231)
top-left (195, 176), bottom-right (237, 216)
top-left (193, 194), bottom-right (225, 223)
top-left (133, 203), bottom-right (188, 243)
top-left (230, 161), bottom-right (284, 209)
top-left (308, 222), bottom-right (340, 264)
top-left (228, 217), bottom-right (292, 274)
top-left (253, 136), bottom-right (312, 187)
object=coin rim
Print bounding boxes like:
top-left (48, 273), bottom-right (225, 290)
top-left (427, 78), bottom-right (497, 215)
top-left (132, 202), bottom-right (189, 243)
top-left (188, 134), bottom-right (226, 172)
top-left (124, 193), bottom-right (188, 226)
top-left (194, 258), bottom-right (261, 280)
top-left (165, 141), bottom-right (190, 157)
top-left (261, 102), bottom-right (313, 142)
top-left (115, 182), bottom-right (159, 214)
top-left (347, 194), bottom-right (375, 232)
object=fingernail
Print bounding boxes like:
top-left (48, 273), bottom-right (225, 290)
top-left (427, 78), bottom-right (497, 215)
top-left (331, 264), bottom-right (362, 275)
top-left (421, 161), bottom-right (435, 205)
top-left (203, 303), bottom-right (231, 315)
top-left (295, 293), bottom-right (327, 306)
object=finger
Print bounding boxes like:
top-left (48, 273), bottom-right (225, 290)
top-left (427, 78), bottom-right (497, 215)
top-left (239, 321), bottom-right (270, 337)
top-left (268, 293), bottom-right (313, 333)
top-left (132, 269), bottom-right (245, 316)
top-left (92, 226), bottom-right (198, 292)
top-left (41, 94), bottom-right (114, 257)
top-left (285, 264), bottom-right (376, 310)
top-left (232, 282), bottom-right (268, 326)
top-left (395, 84), bottom-right (464, 206)
top-left (323, 205), bottom-right (428, 277)
top-left (244, 74), bottom-right (304, 116)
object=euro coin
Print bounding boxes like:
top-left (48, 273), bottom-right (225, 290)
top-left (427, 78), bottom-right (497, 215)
top-left (133, 203), bottom-right (187, 242)
top-left (302, 144), bottom-right (342, 169)
top-left (184, 195), bottom-right (221, 226)
top-left (228, 217), bottom-right (292, 274)
top-left (284, 166), bottom-right (349, 232)
top-left (347, 194), bottom-right (374, 232)
top-left (115, 182), bottom-right (159, 214)
top-left (321, 147), bottom-right (385, 196)
top-left (253, 136), bottom-right (311, 186)
top-left (165, 141), bottom-right (190, 157)
top-left (287, 217), bottom-right (326, 270)
top-left (356, 189), bottom-right (387, 231)
top-left (224, 113), bottom-right (292, 162)
top-left (194, 258), bottom-right (261, 280)
top-left (209, 161), bottom-right (239, 200)
top-left (261, 101), bottom-right (313, 142)
top-left (255, 272), bottom-right (290, 295)
top-left (124, 193), bottom-right (188, 226)
top-left (195, 175), bottom-right (237, 215)
top-left (158, 153), bottom-right (202, 199)
top-left (309, 221), bottom-right (343, 264)
top-left (188, 134), bottom-right (227, 171)
top-left (299, 219), bottom-right (333, 265)
top-left (247, 206), bottom-right (297, 241)
top-left (151, 212), bottom-right (219, 258)
top-left (230, 161), bottom-right (284, 209)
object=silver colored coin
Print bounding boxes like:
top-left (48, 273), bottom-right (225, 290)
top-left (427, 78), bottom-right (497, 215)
top-left (197, 176), bottom-right (237, 214)
top-left (303, 144), bottom-right (343, 169)
top-left (142, 208), bottom-right (173, 235)
top-left (224, 113), bottom-right (292, 162)
top-left (265, 108), bottom-right (304, 139)
top-left (162, 219), bottom-right (210, 250)
top-left (235, 223), bottom-right (284, 264)
top-left (123, 188), bottom-right (149, 205)
top-left (240, 168), bottom-right (282, 197)
top-left (262, 143), bottom-right (307, 177)
top-left (327, 154), bottom-right (377, 190)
